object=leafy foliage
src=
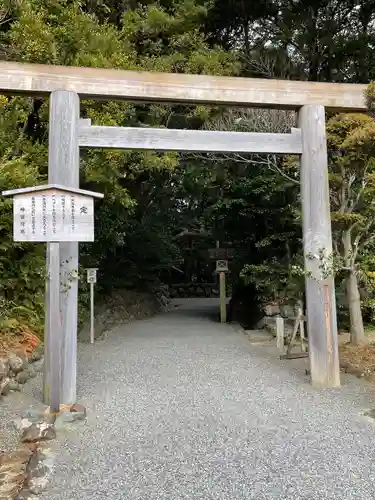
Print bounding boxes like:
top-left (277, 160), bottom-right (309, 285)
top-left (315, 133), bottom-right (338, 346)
top-left (0, 0), bottom-right (239, 336)
top-left (206, 0), bottom-right (375, 83)
top-left (325, 112), bottom-right (375, 342)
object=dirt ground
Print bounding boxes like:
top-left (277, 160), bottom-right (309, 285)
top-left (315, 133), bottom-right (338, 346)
top-left (339, 330), bottom-right (375, 381)
top-left (0, 327), bottom-right (40, 358)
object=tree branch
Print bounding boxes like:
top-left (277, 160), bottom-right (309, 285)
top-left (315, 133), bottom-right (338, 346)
top-left (357, 219), bottom-right (375, 249)
top-left (361, 233), bottom-right (375, 248)
top-left (267, 156), bottom-right (299, 185)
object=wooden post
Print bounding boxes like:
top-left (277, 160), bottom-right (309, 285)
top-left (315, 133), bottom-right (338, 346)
top-left (298, 304), bottom-right (306, 352)
top-left (298, 104), bottom-right (340, 388)
top-left (216, 240), bottom-right (220, 288)
top-left (48, 90), bottom-right (80, 404)
top-left (219, 271), bottom-right (227, 323)
top-left (43, 246), bottom-right (51, 405)
top-left (45, 242), bottom-right (61, 412)
top-left (276, 316), bottom-right (284, 352)
top-left (90, 282), bottom-right (94, 344)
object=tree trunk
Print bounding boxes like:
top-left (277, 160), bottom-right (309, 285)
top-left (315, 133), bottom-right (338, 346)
top-left (346, 271), bottom-right (365, 345)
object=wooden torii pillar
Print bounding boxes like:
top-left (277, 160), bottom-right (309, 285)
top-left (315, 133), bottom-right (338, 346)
top-left (298, 105), bottom-right (340, 388)
top-left (47, 91), bottom-right (80, 405)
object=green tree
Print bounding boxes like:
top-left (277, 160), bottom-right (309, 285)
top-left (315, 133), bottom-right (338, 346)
top-left (0, 0), bottom-right (239, 333)
top-left (0, 95), bottom-right (46, 332)
top-left (326, 112), bottom-right (375, 344)
top-left (206, 0), bottom-right (375, 83)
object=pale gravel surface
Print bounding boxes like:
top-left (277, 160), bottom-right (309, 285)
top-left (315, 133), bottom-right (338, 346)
top-left (35, 299), bottom-right (375, 499)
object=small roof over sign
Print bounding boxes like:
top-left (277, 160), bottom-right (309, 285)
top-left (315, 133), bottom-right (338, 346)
top-left (2, 184), bottom-right (104, 199)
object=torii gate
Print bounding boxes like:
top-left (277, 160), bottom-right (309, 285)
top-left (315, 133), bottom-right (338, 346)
top-left (0, 61), bottom-right (367, 401)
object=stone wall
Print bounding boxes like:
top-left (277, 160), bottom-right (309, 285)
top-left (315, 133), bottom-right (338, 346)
top-left (259, 302), bottom-right (300, 336)
top-left (0, 346), bottom-right (44, 398)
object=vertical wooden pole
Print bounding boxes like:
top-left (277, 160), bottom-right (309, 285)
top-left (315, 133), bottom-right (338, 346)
top-left (298, 104), bottom-right (340, 388)
top-left (276, 316), bottom-right (284, 352)
top-left (220, 271), bottom-right (227, 323)
top-left (43, 246), bottom-right (51, 405)
top-left (298, 304), bottom-right (306, 352)
top-left (90, 282), bottom-right (94, 344)
top-left (216, 241), bottom-right (220, 288)
top-left (45, 242), bottom-right (61, 413)
top-left (48, 90), bottom-right (80, 404)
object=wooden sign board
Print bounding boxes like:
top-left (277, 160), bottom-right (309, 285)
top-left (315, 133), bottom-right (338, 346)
top-left (87, 268), bottom-right (98, 284)
top-left (216, 260), bottom-right (229, 273)
top-left (2, 184), bottom-right (103, 243)
top-left (209, 248), bottom-right (234, 260)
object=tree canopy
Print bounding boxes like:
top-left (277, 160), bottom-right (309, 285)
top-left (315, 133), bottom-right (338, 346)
top-left (1, 0), bottom-right (375, 342)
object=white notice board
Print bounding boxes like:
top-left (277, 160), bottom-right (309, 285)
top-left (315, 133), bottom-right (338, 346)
top-left (87, 268), bottom-right (97, 284)
top-left (13, 189), bottom-right (95, 242)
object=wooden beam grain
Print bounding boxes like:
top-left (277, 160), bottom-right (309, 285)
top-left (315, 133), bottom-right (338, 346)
top-left (45, 242), bottom-right (61, 413)
top-left (0, 61), bottom-right (367, 111)
top-left (78, 125), bottom-right (303, 154)
top-left (298, 104), bottom-right (341, 388)
top-left (47, 90), bottom-right (80, 405)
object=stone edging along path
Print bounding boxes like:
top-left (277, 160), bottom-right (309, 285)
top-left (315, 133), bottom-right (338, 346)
top-left (1, 400), bottom-right (86, 500)
top-left (0, 345), bottom-right (44, 398)
top-left (0, 344), bottom-right (87, 499)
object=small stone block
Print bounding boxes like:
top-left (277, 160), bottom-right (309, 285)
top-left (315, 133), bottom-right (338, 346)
top-left (27, 366), bottom-right (37, 378)
top-left (0, 377), bottom-right (11, 396)
top-left (57, 412), bottom-right (76, 423)
top-left (21, 423), bottom-right (56, 443)
top-left (16, 371), bottom-right (30, 385)
top-left (56, 410), bottom-right (85, 424)
top-left (30, 346), bottom-right (43, 362)
top-left (33, 359), bottom-right (44, 373)
top-left (70, 403), bottom-right (86, 417)
top-left (8, 354), bottom-right (24, 374)
top-left (8, 381), bottom-right (21, 391)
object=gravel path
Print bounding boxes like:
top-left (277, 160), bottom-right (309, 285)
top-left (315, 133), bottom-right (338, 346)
top-left (40, 299), bottom-right (375, 499)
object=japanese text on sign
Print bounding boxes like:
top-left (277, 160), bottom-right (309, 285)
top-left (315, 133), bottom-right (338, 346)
top-left (31, 196), bottom-right (36, 235)
top-left (13, 189), bottom-right (95, 242)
